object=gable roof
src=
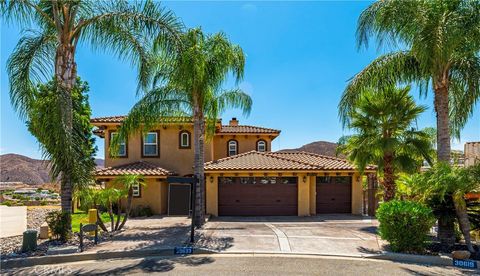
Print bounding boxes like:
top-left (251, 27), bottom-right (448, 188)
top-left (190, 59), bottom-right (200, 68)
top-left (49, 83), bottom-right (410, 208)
top-left (204, 151), bottom-right (375, 172)
top-left (96, 161), bottom-right (174, 177)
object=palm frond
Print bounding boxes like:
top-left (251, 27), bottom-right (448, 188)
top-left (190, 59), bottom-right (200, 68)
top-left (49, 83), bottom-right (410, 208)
top-left (7, 29), bottom-right (56, 118)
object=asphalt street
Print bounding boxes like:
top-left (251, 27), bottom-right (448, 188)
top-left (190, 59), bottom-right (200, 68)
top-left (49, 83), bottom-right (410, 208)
top-left (3, 254), bottom-right (477, 275)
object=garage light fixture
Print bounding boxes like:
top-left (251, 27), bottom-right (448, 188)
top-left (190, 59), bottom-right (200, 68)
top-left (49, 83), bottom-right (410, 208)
top-left (303, 176), bottom-right (307, 183)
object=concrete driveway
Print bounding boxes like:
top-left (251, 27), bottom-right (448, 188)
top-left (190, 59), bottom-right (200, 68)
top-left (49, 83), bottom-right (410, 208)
top-left (196, 215), bottom-right (383, 256)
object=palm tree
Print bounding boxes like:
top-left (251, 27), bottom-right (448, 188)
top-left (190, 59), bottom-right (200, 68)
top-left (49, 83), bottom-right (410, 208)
top-left (339, 0), bottom-right (480, 163)
top-left (115, 28), bottom-right (252, 227)
top-left (114, 174), bottom-right (145, 230)
top-left (2, 0), bottom-right (183, 230)
top-left (414, 163), bottom-right (480, 253)
top-left (337, 85), bottom-right (433, 201)
top-left (338, 0), bottom-right (480, 248)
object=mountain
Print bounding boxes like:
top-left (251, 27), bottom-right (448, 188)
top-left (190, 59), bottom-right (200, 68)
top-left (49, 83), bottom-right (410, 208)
top-left (0, 154), bottom-right (104, 185)
top-left (0, 154), bottom-right (52, 185)
top-left (279, 141), bottom-right (345, 158)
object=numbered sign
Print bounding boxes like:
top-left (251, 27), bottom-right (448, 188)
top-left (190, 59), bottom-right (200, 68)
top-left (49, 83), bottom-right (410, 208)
top-left (452, 259), bottom-right (477, 269)
top-left (174, 246), bottom-right (194, 255)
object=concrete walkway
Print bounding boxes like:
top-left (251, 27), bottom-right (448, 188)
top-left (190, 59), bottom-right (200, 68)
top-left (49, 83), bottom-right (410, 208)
top-left (0, 206), bottom-right (27, 238)
top-left (88, 216), bottom-right (191, 253)
top-left (196, 215), bottom-right (384, 256)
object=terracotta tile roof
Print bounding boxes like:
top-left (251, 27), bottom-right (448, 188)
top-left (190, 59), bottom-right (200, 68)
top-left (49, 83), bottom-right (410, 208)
top-left (204, 151), bottom-right (375, 171)
top-left (270, 151), bottom-right (376, 171)
top-left (218, 125), bottom-right (280, 134)
top-left (91, 116), bottom-right (196, 124)
top-left (96, 161), bottom-right (174, 177)
top-left (204, 151), bottom-right (319, 171)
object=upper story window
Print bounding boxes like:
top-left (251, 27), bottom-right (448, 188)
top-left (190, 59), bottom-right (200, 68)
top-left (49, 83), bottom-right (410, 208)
top-left (228, 140), bottom-right (238, 156)
top-left (110, 132), bottom-right (126, 157)
top-left (143, 131), bottom-right (159, 157)
top-left (257, 140), bottom-right (267, 152)
top-left (132, 183), bottom-right (141, 197)
top-left (179, 130), bottom-right (191, 149)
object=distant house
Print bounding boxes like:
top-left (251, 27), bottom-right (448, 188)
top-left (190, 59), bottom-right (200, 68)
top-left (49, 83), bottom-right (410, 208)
top-left (92, 116), bottom-right (375, 217)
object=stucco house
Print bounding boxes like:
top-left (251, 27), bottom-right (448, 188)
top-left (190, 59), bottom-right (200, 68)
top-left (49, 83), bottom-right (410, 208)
top-left (92, 116), bottom-right (375, 217)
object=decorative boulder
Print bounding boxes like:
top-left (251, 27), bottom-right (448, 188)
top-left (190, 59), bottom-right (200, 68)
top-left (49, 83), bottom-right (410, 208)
top-left (452, 250), bottom-right (471, 260)
top-left (39, 222), bottom-right (49, 239)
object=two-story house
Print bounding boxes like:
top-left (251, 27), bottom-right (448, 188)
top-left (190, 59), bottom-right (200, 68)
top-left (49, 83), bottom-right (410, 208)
top-left (92, 116), bottom-right (375, 217)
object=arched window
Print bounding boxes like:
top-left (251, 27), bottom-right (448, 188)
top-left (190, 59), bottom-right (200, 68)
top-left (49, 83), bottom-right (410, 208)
top-left (228, 140), bottom-right (238, 156)
top-left (179, 130), bottom-right (191, 149)
top-left (257, 140), bottom-right (267, 152)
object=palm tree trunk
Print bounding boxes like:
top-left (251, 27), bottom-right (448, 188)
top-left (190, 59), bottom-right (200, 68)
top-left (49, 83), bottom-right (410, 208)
top-left (382, 152), bottom-right (395, 201)
top-left (118, 188), bottom-right (133, 230)
top-left (193, 105), bottom-right (205, 227)
top-left (115, 200), bottom-right (122, 231)
top-left (55, 43), bottom-right (77, 232)
top-left (453, 193), bottom-right (475, 253)
top-left (433, 79), bottom-right (455, 249)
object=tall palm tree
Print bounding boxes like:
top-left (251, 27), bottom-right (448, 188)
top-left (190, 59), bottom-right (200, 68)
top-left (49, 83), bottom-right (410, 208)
top-left (2, 0), bottom-right (183, 230)
top-left (115, 28), bottom-right (252, 227)
top-left (339, 0), bottom-right (480, 163)
top-left (337, 85), bottom-right (433, 201)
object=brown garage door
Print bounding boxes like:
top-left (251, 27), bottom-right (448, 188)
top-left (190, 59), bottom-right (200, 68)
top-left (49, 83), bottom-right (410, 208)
top-left (316, 176), bottom-right (352, 214)
top-left (218, 177), bottom-right (297, 216)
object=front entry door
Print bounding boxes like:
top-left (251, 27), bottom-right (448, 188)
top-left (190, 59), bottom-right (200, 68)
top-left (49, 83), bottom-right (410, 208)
top-left (168, 183), bottom-right (191, 215)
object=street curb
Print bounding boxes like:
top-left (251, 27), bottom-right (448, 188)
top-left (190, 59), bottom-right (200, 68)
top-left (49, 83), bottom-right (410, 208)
top-left (367, 252), bottom-right (479, 268)
top-left (0, 248), bottom-right (214, 270)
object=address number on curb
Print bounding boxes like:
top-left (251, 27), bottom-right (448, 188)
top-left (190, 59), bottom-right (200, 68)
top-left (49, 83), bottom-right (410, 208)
top-left (174, 247), bottom-right (193, 255)
top-left (453, 259), bottom-right (477, 269)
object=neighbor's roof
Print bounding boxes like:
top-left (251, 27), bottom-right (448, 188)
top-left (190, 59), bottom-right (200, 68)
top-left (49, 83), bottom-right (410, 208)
top-left (204, 151), bottom-right (375, 172)
top-left (96, 161), bottom-right (174, 177)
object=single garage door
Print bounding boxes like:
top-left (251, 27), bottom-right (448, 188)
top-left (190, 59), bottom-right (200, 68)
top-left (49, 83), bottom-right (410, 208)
top-left (316, 176), bottom-right (352, 214)
top-left (218, 177), bottom-right (297, 216)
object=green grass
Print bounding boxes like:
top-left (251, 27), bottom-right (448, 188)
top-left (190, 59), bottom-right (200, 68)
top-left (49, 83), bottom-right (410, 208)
top-left (72, 211), bottom-right (123, 232)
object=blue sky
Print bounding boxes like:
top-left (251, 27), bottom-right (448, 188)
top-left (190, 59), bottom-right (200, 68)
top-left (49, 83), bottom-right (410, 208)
top-left (1, 1), bottom-right (479, 160)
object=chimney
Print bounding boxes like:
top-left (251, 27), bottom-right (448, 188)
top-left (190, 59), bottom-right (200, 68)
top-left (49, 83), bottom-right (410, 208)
top-left (229, 117), bottom-right (239, 126)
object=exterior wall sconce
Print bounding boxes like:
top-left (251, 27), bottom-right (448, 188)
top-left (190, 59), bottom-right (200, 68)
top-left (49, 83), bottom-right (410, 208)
top-left (209, 176), bottom-right (214, 183)
top-left (303, 176), bottom-right (307, 183)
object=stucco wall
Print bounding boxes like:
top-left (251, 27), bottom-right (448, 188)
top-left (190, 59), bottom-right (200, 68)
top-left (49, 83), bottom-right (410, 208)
top-left (104, 125), bottom-right (213, 176)
top-left (212, 134), bottom-right (274, 160)
top-left (106, 178), bottom-right (166, 215)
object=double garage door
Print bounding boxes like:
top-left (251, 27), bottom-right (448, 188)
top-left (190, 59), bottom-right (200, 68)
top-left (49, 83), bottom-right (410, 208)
top-left (218, 176), bottom-right (352, 216)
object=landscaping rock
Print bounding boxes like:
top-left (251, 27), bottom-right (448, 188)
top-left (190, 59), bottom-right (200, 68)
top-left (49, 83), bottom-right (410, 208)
top-left (452, 250), bottom-right (471, 260)
top-left (39, 222), bottom-right (49, 239)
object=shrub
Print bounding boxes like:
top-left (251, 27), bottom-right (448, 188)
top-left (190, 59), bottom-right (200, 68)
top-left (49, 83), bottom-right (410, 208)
top-left (45, 210), bottom-right (71, 242)
top-left (376, 200), bottom-right (435, 253)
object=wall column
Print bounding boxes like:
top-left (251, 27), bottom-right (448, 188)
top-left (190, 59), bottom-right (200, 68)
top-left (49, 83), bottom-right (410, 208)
top-left (309, 175), bottom-right (316, 215)
top-left (297, 174), bottom-right (310, 216)
top-left (351, 173), bottom-right (363, 215)
top-left (206, 174), bottom-right (218, 216)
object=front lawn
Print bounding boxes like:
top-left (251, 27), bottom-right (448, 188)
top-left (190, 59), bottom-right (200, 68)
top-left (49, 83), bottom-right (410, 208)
top-left (72, 211), bottom-right (123, 232)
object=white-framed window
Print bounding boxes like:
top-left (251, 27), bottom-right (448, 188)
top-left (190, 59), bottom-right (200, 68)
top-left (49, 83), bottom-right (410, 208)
top-left (228, 140), bottom-right (238, 156)
top-left (110, 132), bottom-right (126, 157)
top-left (257, 140), bottom-right (266, 152)
top-left (143, 132), bottom-right (158, 156)
top-left (180, 131), bottom-right (190, 148)
top-left (132, 183), bottom-right (140, 197)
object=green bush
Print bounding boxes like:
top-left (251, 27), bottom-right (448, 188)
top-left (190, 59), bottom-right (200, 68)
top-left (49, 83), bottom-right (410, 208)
top-left (376, 200), bottom-right (435, 253)
top-left (45, 210), bottom-right (71, 242)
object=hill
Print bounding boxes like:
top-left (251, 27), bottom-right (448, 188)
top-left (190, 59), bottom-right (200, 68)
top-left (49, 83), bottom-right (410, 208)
top-left (0, 154), bottom-right (104, 185)
top-left (279, 141), bottom-right (345, 158)
top-left (0, 154), bottom-right (52, 185)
